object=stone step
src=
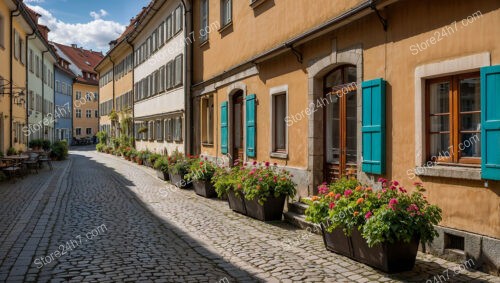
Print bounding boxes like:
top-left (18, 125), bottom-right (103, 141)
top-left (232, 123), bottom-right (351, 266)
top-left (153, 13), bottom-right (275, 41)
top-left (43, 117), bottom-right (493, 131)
top-left (288, 201), bottom-right (309, 215)
top-left (283, 211), bottom-right (322, 235)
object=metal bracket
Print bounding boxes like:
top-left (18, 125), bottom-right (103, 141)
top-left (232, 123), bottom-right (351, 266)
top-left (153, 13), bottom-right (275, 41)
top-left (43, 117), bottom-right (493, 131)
top-left (286, 44), bottom-right (303, 64)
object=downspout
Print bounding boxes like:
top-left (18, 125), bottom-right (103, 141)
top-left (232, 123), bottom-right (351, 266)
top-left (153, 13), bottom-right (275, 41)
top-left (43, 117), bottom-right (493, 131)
top-left (126, 38), bottom-right (135, 148)
top-left (180, 0), bottom-right (191, 155)
top-left (109, 56), bottom-right (115, 138)
top-left (9, 3), bottom-right (20, 149)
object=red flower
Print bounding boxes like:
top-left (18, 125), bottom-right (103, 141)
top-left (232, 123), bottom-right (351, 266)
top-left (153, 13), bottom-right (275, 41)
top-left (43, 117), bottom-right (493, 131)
top-left (265, 161), bottom-right (270, 167)
top-left (199, 161), bottom-right (204, 165)
top-left (329, 202), bottom-right (335, 209)
top-left (344, 190), bottom-right (353, 197)
top-left (318, 184), bottom-right (328, 195)
top-left (365, 211), bottom-right (373, 219)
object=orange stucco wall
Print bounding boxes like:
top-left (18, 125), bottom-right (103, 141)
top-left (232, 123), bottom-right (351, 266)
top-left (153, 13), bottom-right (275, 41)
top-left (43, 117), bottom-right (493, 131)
top-left (73, 83), bottom-right (99, 138)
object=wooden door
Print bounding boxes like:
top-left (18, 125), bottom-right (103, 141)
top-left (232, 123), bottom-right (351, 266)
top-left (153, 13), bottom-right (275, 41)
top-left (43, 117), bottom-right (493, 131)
top-left (232, 91), bottom-right (244, 163)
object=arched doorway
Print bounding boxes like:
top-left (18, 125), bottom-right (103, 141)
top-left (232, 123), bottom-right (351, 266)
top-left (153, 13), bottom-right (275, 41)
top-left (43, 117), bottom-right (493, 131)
top-left (324, 64), bottom-right (357, 182)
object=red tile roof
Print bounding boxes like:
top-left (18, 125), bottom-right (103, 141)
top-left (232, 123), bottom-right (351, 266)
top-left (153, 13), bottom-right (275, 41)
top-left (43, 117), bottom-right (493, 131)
top-left (54, 43), bottom-right (104, 85)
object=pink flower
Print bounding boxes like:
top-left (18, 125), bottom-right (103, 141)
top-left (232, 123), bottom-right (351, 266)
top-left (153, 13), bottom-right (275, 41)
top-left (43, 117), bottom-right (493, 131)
top-left (335, 193), bottom-right (341, 200)
top-left (393, 181), bottom-right (399, 186)
top-left (252, 161), bottom-right (257, 165)
top-left (265, 161), bottom-right (270, 167)
top-left (329, 202), bottom-right (335, 209)
top-left (389, 198), bottom-right (398, 210)
top-left (390, 185), bottom-right (397, 191)
top-left (399, 187), bottom-right (407, 193)
top-left (407, 203), bottom-right (419, 212)
top-left (273, 162), bottom-right (278, 166)
top-left (318, 184), bottom-right (329, 195)
top-left (258, 178), bottom-right (263, 182)
top-left (382, 189), bottom-right (387, 193)
top-left (365, 211), bottom-right (373, 219)
top-left (344, 190), bottom-right (353, 197)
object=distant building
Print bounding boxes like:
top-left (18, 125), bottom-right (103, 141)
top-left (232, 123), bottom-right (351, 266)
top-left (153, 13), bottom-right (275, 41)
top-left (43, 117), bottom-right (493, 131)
top-left (53, 53), bottom-right (75, 142)
top-left (53, 43), bottom-right (103, 142)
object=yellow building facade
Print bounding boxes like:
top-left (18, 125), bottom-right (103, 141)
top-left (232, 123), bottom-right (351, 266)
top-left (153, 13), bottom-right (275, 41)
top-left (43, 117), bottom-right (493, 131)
top-left (191, 0), bottom-right (500, 273)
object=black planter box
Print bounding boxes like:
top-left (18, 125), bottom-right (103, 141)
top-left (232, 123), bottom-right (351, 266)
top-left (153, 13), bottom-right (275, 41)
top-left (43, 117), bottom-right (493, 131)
top-left (169, 172), bottom-right (191, 189)
top-left (321, 225), bottom-right (352, 257)
top-left (193, 180), bottom-right (217, 198)
top-left (156, 170), bottom-right (169, 181)
top-left (244, 195), bottom-right (286, 221)
top-left (227, 190), bottom-right (246, 215)
top-left (350, 229), bottom-right (419, 273)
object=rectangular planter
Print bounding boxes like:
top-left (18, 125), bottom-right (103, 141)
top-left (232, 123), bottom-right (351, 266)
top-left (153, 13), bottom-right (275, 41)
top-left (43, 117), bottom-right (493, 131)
top-left (169, 172), bottom-right (191, 189)
top-left (193, 180), bottom-right (217, 198)
top-left (156, 170), bottom-right (169, 181)
top-left (321, 225), bottom-right (352, 258)
top-left (227, 190), bottom-right (246, 215)
top-left (244, 195), bottom-right (286, 221)
top-left (350, 229), bottom-right (419, 273)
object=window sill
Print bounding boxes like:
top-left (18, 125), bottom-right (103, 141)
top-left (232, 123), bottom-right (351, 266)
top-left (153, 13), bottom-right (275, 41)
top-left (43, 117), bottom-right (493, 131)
top-left (270, 152), bottom-right (288, 159)
top-left (218, 21), bottom-right (233, 33)
top-left (201, 142), bottom-right (214, 147)
top-left (199, 39), bottom-right (209, 48)
top-left (415, 165), bottom-right (481, 180)
top-left (250, 0), bottom-right (267, 8)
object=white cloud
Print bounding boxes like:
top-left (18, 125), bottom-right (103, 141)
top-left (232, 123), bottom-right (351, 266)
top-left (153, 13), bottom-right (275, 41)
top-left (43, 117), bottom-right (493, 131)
top-left (90, 9), bottom-right (108, 20)
top-left (27, 5), bottom-right (125, 52)
top-left (24, 0), bottom-right (45, 3)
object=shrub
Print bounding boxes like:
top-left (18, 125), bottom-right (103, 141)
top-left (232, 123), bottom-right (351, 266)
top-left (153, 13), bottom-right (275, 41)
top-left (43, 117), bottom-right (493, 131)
top-left (96, 131), bottom-right (108, 144)
top-left (7, 147), bottom-right (17, 156)
top-left (148, 153), bottom-right (162, 165)
top-left (212, 166), bottom-right (240, 198)
top-left (29, 139), bottom-right (42, 149)
top-left (96, 143), bottom-right (105, 152)
top-left (242, 162), bottom-right (296, 204)
top-left (185, 157), bottom-right (216, 182)
top-left (41, 140), bottom-right (51, 151)
top-left (153, 156), bottom-right (170, 173)
top-left (51, 140), bottom-right (68, 160)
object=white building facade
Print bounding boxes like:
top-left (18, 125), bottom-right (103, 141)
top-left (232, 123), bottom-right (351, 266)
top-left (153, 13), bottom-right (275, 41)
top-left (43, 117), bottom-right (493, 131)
top-left (131, 0), bottom-right (190, 155)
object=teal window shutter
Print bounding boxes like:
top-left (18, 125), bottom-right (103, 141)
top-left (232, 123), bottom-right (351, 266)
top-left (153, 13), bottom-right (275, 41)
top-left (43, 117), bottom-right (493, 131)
top-left (481, 65), bottom-right (500, 180)
top-left (361, 78), bottom-right (386, 174)
top-left (220, 101), bottom-right (228, 154)
top-left (246, 94), bottom-right (256, 158)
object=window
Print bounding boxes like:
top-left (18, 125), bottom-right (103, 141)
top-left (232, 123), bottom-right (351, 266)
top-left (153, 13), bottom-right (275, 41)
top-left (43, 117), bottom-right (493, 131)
top-left (20, 38), bottom-right (25, 64)
top-left (29, 49), bottom-right (33, 72)
top-left (76, 128), bottom-right (82, 135)
top-left (35, 55), bottom-right (40, 77)
top-left (86, 92), bottom-right (92, 101)
top-left (76, 91), bottom-right (81, 100)
top-left (0, 14), bottom-right (4, 47)
top-left (273, 93), bottom-right (287, 152)
top-left (221, 0), bottom-right (232, 26)
top-left (166, 61), bottom-right (173, 89)
top-left (174, 54), bottom-right (183, 86)
top-left (174, 6), bottom-right (182, 34)
top-left (165, 118), bottom-right (172, 141)
top-left (159, 66), bottom-right (166, 92)
top-left (86, 128), bottom-right (92, 135)
top-left (13, 29), bottom-right (19, 59)
top-left (201, 96), bottom-right (214, 144)
top-left (200, 0), bottom-right (209, 41)
top-left (95, 110), bottom-right (99, 118)
top-left (166, 15), bottom-right (172, 40)
top-left (159, 22), bottom-right (165, 46)
top-left (174, 117), bottom-right (182, 141)
top-left (426, 73), bottom-right (481, 164)
top-left (76, 109), bottom-right (82, 118)
top-left (148, 121), bottom-right (154, 140)
top-left (156, 120), bottom-right (163, 141)
top-left (86, 109), bottom-right (91, 118)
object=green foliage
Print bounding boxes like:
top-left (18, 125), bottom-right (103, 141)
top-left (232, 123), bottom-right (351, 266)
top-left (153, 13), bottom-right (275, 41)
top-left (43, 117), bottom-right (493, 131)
top-left (96, 143), bottom-right (105, 152)
top-left (51, 140), bottom-right (68, 160)
top-left (153, 156), bottom-right (170, 173)
top-left (41, 140), bottom-right (51, 151)
top-left (109, 109), bottom-right (119, 121)
top-left (96, 131), bottom-right (108, 144)
top-left (242, 162), bottom-right (296, 204)
top-left (110, 137), bottom-right (120, 149)
top-left (7, 147), bottom-right (17, 156)
top-left (212, 166), bottom-right (241, 198)
top-left (0, 151), bottom-right (3, 158)
top-left (29, 139), bottom-right (42, 148)
top-left (148, 153), bottom-right (162, 165)
top-left (138, 126), bottom-right (148, 134)
top-left (184, 157), bottom-right (216, 182)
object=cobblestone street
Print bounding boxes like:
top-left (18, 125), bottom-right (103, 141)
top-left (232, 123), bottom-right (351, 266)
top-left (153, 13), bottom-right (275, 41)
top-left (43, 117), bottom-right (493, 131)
top-left (0, 147), bottom-right (499, 283)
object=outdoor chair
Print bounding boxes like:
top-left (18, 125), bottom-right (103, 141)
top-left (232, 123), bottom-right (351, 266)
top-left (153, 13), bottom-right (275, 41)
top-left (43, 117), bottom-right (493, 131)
top-left (1, 159), bottom-right (22, 183)
top-left (23, 152), bottom-right (40, 174)
top-left (38, 151), bottom-right (53, 170)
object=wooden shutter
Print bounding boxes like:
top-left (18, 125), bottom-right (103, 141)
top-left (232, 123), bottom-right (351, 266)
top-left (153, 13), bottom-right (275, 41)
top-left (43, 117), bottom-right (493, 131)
top-left (246, 94), bottom-right (256, 158)
top-left (481, 65), bottom-right (500, 180)
top-left (361, 78), bottom-right (386, 174)
top-left (221, 101), bottom-right (228, 154)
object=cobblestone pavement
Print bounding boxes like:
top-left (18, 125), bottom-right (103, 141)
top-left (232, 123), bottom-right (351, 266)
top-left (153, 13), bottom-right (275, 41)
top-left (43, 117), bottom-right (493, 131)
top-left (1, 147), bottom-right (499, 283)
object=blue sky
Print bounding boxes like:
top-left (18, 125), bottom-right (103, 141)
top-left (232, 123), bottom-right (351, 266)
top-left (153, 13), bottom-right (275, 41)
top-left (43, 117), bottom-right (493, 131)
top-left (26, 0), bottom-right (151, 52)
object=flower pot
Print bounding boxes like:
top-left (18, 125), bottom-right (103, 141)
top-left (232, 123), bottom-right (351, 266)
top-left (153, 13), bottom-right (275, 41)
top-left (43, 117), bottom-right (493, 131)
top-left (193, 180), bottom-right (217, 198)
top-left (244, 195), bottom-right (286, 221)
top-left (321, 224), bottom-right (352, 258)
top-left (156, 170), bottom-right (169, 181)
top-left (170, 172), bottom-right (191, 189)
top-left (349, 229), bottom-right (419, 273)
top-left (136, 158), bottom-right (143, 165)
top-left (227, 189), bottom-right (246, 215)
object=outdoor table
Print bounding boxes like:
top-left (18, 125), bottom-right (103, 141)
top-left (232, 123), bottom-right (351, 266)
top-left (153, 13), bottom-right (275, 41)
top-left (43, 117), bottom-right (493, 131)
top-left (3, 155), bottom-right (29, 161)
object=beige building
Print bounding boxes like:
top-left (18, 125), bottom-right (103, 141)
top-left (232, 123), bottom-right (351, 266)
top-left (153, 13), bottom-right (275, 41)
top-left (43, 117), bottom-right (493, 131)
top-left (191, 0), bottom-right (500, 273)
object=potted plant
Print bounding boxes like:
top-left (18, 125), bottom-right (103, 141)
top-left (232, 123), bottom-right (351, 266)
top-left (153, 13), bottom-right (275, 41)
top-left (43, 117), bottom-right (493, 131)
top-left (153, 156), bottom-right (170, 180)
top-left (213, 165), bottom-right (246, 214)
top-left (41, 140), bottom-right (51, 151)
top-left (142, 150), bottom-right (152, 167)
top-left (169, 155), bottom-right (193, 189)
top-left (185, 157), bottom-right (217, 198)
top-left (50, 141), bottom-right (68, 160)
top-left (306, 179), bottom-right (442, 273)
top-left (29, 139), bottom-right (42, 151)
top-left (6, 147), bottom-right (17, 156)
top-left (148, 153), bottom-right (161, 168)
top-left (129, 149), bottom-right (138, 161)
top-left (242, 162), bottom-right (296, 221)
top-left (135, 150), bottom-right (146, 165)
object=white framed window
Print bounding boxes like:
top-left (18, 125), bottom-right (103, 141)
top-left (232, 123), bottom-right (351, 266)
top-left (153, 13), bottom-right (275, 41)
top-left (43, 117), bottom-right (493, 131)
top-left (174, 116), bottom-right (182, 142)
top-left (76, 91), bottom-right (82, 100)
top-left (201, 96), bottom-right (214, 144)
top-left (221, 0), bottom-right (232, 27)
top-left (166, 61), bottom-right (173, 89)
top-left (76, 109), bottom-right (82, 118)
top-left (174, 54), bottom-right (183, 86)
top-left (20, 38), bottom-right (25, 64)
top-left (86, 109), bottom-right (91, 118)
top-left (159, 21), bottom-right (165, 46)
top-left (159, 66), bottom-right (166, 92)
top-left (35, 55), bottom-right (39, 77)
top-left (13, 29), bottom-right (19, 59)
top-left (29, 49), bottom-right (33, 72)
top-left (86, 92), bottom-right (92, 101)
top-left (270, 85), bottom-right (288, 158)
top-left (156, 120), bottom-right (163, 141)
top-left (86, 128), bottom-right (92, 135)
top-left (166, 15), bottom-right (172, 40)
top-left (0, 14), bottom-right (4, 48)
top-left (200, 0), bottom-right (209, 41)
top-left (165, 118), bottom-right (172, 141)
top-left (76, 128), bottom-right (82, 135)
top-left (174, 5), bottom-right (182, 34)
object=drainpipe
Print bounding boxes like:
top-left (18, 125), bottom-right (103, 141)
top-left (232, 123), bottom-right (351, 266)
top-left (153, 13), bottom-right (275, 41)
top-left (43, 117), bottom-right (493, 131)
top-left (9, 3), bottom-right (20, 149)
top-left (110, 56), bottom-right (115, 138)
top-left (126, 38), bottom-right (135, 148)
top-left (179, 0), bottom-right (192, 155)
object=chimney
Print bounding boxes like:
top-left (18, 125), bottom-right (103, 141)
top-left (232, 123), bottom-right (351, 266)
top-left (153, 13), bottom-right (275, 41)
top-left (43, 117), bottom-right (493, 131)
top-left (38, 25), bottom-right (50, 41)
top-left (109, 40), bottom-right (117, 49)
top-left (71, 44), bottom-right (77, 48)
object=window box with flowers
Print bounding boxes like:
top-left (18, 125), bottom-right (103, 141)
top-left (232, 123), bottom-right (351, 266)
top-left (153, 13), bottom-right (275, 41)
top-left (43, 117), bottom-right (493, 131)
top-left (185, 157), bottom-right (217, 198)
top-left (305, 178), bottom-right (442, 273)
top-left (169, 152), bottom-right (193, 189)
top-left (213, 165), bottom-right (247, 214)
top-left (153, 156), bottom-right (170, 181)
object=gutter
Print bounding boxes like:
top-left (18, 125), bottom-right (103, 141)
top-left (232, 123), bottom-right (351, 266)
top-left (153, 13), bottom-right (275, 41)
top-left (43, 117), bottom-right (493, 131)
top-left (125, 39), bottom-right (135, 148)
top-left (42, 50), bottom-right (48, 138)
top-left (179, 0), bottom-right (191, 154)
top-left (26, 30), bottom-right (35, 144)
top-left (192, 0), bottom-right (395, 89)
